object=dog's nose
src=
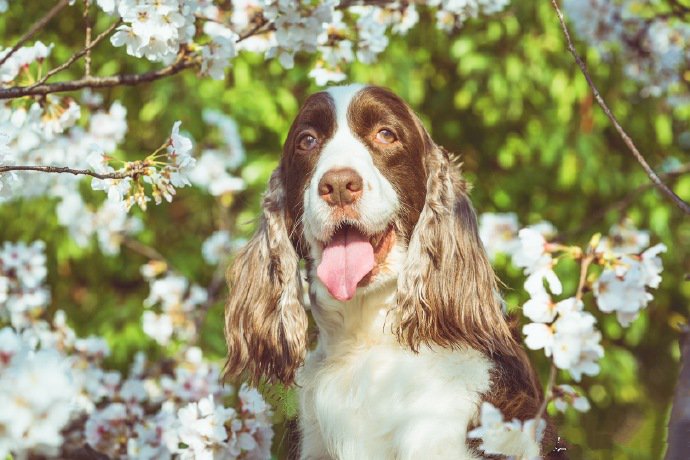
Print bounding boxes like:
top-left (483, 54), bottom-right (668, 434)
top-left (318, 168), bottom-right (363, 206)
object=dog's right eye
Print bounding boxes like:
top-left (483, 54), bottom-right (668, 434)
top-left (297, 134), bottom-right (319, 151)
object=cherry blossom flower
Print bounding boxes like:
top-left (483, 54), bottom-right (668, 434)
top-left (467, 401), bottom-right (544, 458)
top-left (478, 212), bottom-right (520, 259)
top-left (309, 65), bottom-right (348, 86)
top-left (596, 220), bottom-right (650, 256)
top-left (0, 331), bottom-right (78, 458)
top-left (552, 384), bottom-right (591, 413)
top-left (176, 395), bottom-right (237, 457)
top-left (142, 310), bottom-right (174, 346)
top-left (523, 298), bottom-right (603, 381)
top-left (513, 228), bottom-right (563, 297)
top-left (563, 0), bottom-right (690, 101)
top-left (594, 239), bottom-right (667, 326)
top-left (202, 230), bottom-right (233, 265)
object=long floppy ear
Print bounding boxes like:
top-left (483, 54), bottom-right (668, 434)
top-left (396, 145), bottom-right (518, 357)
top-left (224, 166), bottom-right (308, 385)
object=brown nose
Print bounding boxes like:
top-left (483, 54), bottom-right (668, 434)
top-left (318, 168), bottom-right (363, 206)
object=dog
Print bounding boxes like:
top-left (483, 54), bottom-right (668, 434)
top-left (224, 84), bottom-right (559, 459)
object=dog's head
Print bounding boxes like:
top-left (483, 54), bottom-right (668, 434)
top-left (224, 85), bottom-right (517, 384)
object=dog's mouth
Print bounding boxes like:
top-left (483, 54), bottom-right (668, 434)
top-left (316, 223), bottom-right (396, 301)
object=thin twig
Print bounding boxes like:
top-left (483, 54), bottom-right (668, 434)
top-left (531, 250), bottom-right (594, 444)
top-left (551, 0), bottom-right (690, 216)
top-left (532, 363), bottom-right (557, 439)
top-left (123, 237), bottom-right (167, 262)
top-left (30, 19), bottom-right (122, 88)
top-left (0, 0), bottom-right (70, 68)
top-left (575, 256), bottom-right (594, 301)
top-left (83, 0), bottom-right (93, 77)
top-left (0, 58), bottom-right (196, 99)
top-left (237, 18), bottom-right (271, 43)
top-left (0, 165), bottom-right (132, 180)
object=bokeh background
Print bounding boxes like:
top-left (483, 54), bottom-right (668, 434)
top-left (2, 1), bottom-right (689, 458)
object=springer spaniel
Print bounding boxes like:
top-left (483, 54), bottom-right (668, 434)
top-left (224, 84), bottom-right (559, 459)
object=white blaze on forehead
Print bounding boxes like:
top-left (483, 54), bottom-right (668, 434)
top-left (326, 84), bottom-right (365, 126)
top-left (302, 84), bottom-right (399, 247)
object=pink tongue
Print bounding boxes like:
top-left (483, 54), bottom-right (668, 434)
top-left (317, 227), bottom-right (375, 301)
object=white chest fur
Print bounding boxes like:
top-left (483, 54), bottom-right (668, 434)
top-left (297, 280), bottom-right (493, 460)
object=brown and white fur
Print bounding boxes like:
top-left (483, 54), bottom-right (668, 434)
top-left (224, 85), bottom-right (559, 459)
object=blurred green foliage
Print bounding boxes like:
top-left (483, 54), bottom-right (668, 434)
top-left (1, 1), bottom-right (689, 459)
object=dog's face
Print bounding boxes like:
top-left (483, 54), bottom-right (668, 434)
top-left (281, 85), bottom-right (428, 302)
top-left (224, 84), bottom-right (516, 384)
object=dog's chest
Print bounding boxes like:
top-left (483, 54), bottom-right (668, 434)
top-left (298, 341), bottom-right (493, 459)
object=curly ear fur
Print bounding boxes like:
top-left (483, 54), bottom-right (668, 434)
top-left (396, 146), bottom-right (518, 357)
top-left (224, 166), bottom-right (308, 385)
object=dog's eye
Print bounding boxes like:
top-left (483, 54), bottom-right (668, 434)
top-left (375, 129), bottom-right (397, 145)
top-left (298, 134), bottom-right (319, 151)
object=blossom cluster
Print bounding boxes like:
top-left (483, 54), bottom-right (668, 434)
top-left (0, 241), bottom-right (50, 328)
top-left (0, 92), bottom-right (130, 253)
top-left (0, 240), bottom-right (273, 459)
top-left (468, 401), bottom-right (545, 459)
top-left (189, 109), bottom-right (246, 197)
top-left (0, 40), bottom-right (53, 84)
top-left (0, 326), bottom-right (78, 458)
top-left (83, 0), bottom-right (514, 85)
top-left (472, 213), bottom-right (666, 457)
top-left (141, 262), bottom-right (208, 346)
top-left (563, 0), bottom-right (690, 103)
top-left (480, 214), bottom-right (665, 379)
top-left (593, 223), bottom-right (667, 326)
top-left (0, 44), bottom-right (247, 251)
top-left (90, 120), bottom-right (196, 211)
top-left (104, 0), bottom-right (197, 64)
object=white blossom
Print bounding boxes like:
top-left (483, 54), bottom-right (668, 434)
top-left (0, 41), bottom-right (54, 83)
top-left (265, 0), bottom-right (336, 69)
top-left (596, 220), bottom-right (650, 256)
top-left (564, 0), bottom-right (690, 101)
top-left (593, 242), bottom-right (666, 327)
top-left (202, 230), bottom-right (233, 265)
top-left (0, 331), bottom-right (78, 458)
top-left (109, 0), bottom-right (197, 64)
top-left (200, 22), bottom-right (238, 80)
top-left (553, 384), bottom-right (590, 413)
top-left (467, 401), bottom-right (544, 458)
top-left (512, 228), bottom-right (562, 297)
top-left (142, 310), bottom-right (174, 345)
top-left (309, 65), bottom-right (347, 86)
top-left (523, 298), bottom-right (603, 381)
top-left (176, 395), bottom-right (237, 457)
top-left (429, 0), bottom-right (511, 31)
top-left (479, 212), bottom-right (519, 259)
top-left (0, 241), bottom-right (50, 328)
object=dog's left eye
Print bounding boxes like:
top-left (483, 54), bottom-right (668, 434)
top-left (375, 129), bottom-right (397, 144)
top-left (298, 134), bottom-right (319, 151)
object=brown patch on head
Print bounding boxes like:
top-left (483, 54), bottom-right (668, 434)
top-left (346, 86), bottom-right (428, 241)
top-left (281, 92), bottom-right (337, 257)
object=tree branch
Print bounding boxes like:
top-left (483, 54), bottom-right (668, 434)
top-left (83, 0), bottom-right (93, 77)
top-left (30, 19), bottom-right (122, 88)
top-left (666, 324), bottom-right (690, 460)
top-left (0, 165), bottom-right (132, 180)
top-left (551, 0), bottom-right (690, 216)
top-left (0, 58), bottom-right (197, 99)
top-left (123, 237), bottom-right (167, 262)
top-left (0, 0), bottom-right (70, 67)
top-left (531, 251), bottom-right (594, 444)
